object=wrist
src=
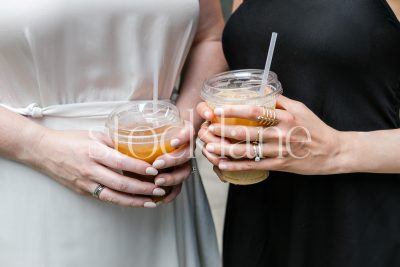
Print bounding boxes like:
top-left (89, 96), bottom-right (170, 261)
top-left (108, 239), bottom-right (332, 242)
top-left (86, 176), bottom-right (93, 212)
top-left (334, 131), bottom-right (363, 174)
top-left (17, 123), bottom-right (53, 167)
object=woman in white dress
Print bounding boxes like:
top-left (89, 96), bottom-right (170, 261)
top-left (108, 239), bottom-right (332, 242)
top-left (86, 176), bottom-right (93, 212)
top-left (0, 0), bottom-right (227, 266)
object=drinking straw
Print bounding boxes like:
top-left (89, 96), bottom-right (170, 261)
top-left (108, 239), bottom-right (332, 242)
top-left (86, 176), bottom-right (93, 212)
top-left (153, 68), bottom-right (158, 113)
top-left (260, 32), bottom-right (278, 95)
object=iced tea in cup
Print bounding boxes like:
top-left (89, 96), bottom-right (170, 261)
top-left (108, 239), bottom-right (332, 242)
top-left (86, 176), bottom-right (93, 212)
top-left (201, 69), bottom-right (282, 185)
top-left (106, 101), bottom-right (183, 202)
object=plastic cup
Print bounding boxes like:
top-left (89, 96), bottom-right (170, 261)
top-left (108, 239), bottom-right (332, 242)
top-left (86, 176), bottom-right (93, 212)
top-left (201, 69), bottom-right (282, 185)
top-left (106, 101), bottom-right (183, 201)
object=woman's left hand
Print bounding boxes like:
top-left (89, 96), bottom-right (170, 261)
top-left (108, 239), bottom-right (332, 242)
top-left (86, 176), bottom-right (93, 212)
top-left (199, 96), bottom-right (346, 175)
top-left (151, 121), bottom-right (195, 203)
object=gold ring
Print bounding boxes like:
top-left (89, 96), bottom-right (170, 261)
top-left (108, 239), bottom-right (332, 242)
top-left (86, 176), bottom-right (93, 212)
top-left (201, 121), bottom-right (211, 128)
top-left (257, 108), bottom-right (279, 127)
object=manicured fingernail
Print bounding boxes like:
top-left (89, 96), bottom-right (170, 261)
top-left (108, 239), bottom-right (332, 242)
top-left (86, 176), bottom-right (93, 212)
top-left (214, 108), bottom-right (223, 116)
top-left (155, 178), bottom-right (166, 186)
top-left (206, 144), bottom-right (215, 152)
top-left (152, 159), bottom-right (165, 169)
top-left (180, 128), bottom-right (188, 135)
top-left (171, 138), bottom-right (180, 147)
top-left (204, 111), bottom-right (212, 119)
top-left (219, 162), bottom-right (228, 170)
top-left (144, 202), bottom-right (157, 208)
top-left (145, 167), bottom-right (158, 176)
top-left (208, 125), bottom-right (215, 132)
top-left (152, 188), bottom-right (166, 196)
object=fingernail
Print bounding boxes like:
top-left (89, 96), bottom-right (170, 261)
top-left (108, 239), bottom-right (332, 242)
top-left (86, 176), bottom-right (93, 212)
top-left (219, 162), bottom-right (228, 170)
top-left (180, 128), bottom-right (188, 135)
top-left (206, 144), bottom-right (215, 152)
top-left (214, 108), bottom-right (223, 116)
top-left (208, 125), bottom-right (215, 132)
top-left (155, 178), bottom-right (166, 186)
top-left (144, 202), bottom-right (157, 208)
top-left (204, 111), bottom-right (212, 119)
top-left (152, 188), bottom-right (166, 196)
top-left (171, 138), bottom-right (180, 147)
top-left (145, 167), bottom-right (158, 176)
top-left (152, 159), bottom-right (165, 169)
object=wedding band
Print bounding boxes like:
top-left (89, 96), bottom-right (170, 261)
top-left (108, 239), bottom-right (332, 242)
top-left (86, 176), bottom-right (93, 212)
top-left (92, 184), bottom-right (105, 198)
top-left (257, 127), bottom-right (263, 142)
top-left (253, 142), bottom-right (261, 162)
top-left (257, 108), bottom-right (279, 127)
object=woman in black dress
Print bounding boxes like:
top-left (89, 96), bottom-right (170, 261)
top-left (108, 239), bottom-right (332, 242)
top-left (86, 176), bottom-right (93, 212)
top-left (197, 0), bottom-right (400, 266)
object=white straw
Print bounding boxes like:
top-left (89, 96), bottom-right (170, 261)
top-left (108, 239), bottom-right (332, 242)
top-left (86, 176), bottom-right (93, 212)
top-left (153, 68), bottom-right (158, 113)
top-left (260, 32), bottom-right (278, 94)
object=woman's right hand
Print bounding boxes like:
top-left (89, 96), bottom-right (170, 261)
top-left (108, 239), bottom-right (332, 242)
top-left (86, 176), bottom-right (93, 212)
top-left (29, 129), bottom-right (163, 208)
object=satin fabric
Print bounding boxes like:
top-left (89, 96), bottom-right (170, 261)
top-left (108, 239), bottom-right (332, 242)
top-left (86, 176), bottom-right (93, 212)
top-left (0, 1), bottom-right (220, 266)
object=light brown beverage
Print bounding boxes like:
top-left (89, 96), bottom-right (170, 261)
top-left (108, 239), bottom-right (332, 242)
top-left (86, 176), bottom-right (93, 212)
top-left (201, 70), bottom-right (282, 185)
top-left (106, 101), bottom-right (183, 201)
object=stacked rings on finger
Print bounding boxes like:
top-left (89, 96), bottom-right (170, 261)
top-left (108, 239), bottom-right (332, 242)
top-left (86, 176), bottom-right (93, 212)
top-left (92, 184), bottom-right (106, 198)
top-left (201, 121), bottom-right (211, 128)
top-left (253, 142), bottom-right (262, 162)
top-left (257, 127), bottom-right (263, 143)
top-left (257, 107), bottom-right (279, 127)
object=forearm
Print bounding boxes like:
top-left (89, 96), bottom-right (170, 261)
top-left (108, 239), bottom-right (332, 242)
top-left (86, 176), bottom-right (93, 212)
top-left (338, 129), bottom-right (400, 173)
top-left (0, 107), bottom-right (47, 166)
top-left (176, 39), bottom-right (228, 131)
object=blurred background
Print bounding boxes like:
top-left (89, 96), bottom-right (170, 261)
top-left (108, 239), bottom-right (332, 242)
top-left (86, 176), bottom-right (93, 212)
top-left (221, 0), bottom-right (234, 20)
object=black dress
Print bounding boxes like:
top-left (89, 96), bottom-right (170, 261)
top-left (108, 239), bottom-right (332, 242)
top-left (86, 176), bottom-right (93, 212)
top-left (221, 0), bottom-right (400, 266)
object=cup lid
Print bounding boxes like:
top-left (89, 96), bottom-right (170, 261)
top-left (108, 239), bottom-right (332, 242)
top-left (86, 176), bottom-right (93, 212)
top-left (105, 101), bottom-right (182, 141)
top-left (201, 69), bottom-right (282, 105)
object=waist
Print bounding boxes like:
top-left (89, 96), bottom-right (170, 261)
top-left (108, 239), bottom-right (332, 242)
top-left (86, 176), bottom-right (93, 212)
top-left (0, 100), bottom-right (171, 119)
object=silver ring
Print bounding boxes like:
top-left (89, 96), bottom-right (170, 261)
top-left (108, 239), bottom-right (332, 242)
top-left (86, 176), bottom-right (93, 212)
top-left (253, 142), bottom-right (261, 162)
top-left (257, 142), bottom-right (263, 161)
top-left (257, 127), bottom-right (263, 142)
top-left (92, 184), bottom-right (105, 198)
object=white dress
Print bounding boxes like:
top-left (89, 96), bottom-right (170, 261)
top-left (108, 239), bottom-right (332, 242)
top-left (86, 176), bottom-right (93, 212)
top-left (0, 1), bottom-right (220, 266)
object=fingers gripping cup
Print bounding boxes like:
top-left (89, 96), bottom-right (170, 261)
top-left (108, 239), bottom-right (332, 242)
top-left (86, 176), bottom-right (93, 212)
top-left (106, 101), bottom-right (183, 202)
top-left (201, 69), bottom-right (282, 185)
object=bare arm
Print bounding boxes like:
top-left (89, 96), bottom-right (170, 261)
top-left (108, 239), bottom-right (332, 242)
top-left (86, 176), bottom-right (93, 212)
top-left (0, 107), bottom-right (44, 165)
top-left (387, 0), bottom-right (400, 20)
top-left (0, 106), bottom-right (170, 207)
top-left (339, 130), bottom-right (400, 173)
top-left (232, 0), bottom-right (243, 12)
top-left (176, 0), bottom-right (228, 131)
top-left (197, 96), bottom-right (400, 175)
